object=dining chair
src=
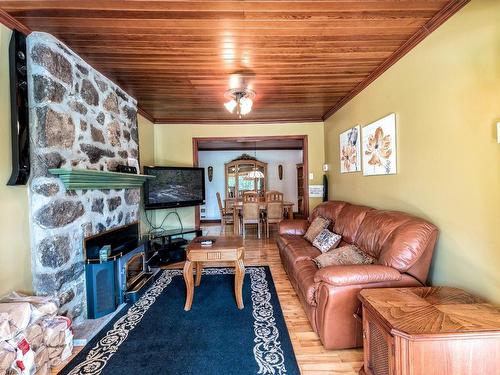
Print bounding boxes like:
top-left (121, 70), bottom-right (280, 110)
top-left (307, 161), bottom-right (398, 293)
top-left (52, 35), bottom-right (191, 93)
top-left (243, 191), bottom-right (259, 203)
top-left (216, 192), bottom-right (234, 233)
top-left (265, 190), bottom-right (284, 202)
top-left (225, 199), bottom-right (235, 211)
top-left (242, 201), bottom-right (261, 239)
top-left (264, 200), bottom-right (284, 238)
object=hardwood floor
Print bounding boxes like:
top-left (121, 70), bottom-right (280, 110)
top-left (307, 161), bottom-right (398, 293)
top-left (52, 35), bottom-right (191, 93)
top-left (54, 223), bottom-right (363, 374)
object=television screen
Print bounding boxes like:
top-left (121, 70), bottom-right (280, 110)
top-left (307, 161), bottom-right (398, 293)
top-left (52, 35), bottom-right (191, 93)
top-left (143, 166), bottom-right (205, 210)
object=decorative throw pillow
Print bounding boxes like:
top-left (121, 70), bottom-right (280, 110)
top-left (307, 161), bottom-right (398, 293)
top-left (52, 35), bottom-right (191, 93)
top-left (313, 245), bottom-right (375, 269)
top-left (304, 216), bottom-right (330, 243)
top-left (312, 229), bottom-right (342, 253)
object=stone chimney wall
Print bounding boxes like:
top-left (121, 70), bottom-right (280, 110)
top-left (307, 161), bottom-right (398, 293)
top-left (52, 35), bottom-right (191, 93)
top-left (27, 32), bottom-right (140, 322)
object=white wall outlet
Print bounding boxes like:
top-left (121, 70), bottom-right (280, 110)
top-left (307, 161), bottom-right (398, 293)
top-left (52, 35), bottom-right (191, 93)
top-left (322, 164), bottom-right (329, 172)
top-left (309, 172), bottom-right (314, 180)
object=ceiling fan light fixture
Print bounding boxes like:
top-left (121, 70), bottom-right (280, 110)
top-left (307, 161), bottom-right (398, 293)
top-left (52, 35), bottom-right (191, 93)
top-left (224, 88), bottom-right (255, 117)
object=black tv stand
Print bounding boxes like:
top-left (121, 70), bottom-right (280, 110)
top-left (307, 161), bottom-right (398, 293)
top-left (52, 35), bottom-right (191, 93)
top-left (144, 227), bottom-right (202, 266)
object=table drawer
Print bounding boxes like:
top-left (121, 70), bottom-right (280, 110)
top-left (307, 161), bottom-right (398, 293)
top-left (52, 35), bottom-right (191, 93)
top-left (188, 249), bottom-right (239, 262)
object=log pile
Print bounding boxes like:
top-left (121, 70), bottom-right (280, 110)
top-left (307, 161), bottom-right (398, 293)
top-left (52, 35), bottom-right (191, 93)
top-left (0, 293), bottom-right (73, 375)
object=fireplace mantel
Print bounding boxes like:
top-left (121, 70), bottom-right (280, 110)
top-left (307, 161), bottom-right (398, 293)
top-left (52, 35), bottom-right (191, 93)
top-left (49, 168), bottom-right (155, 189)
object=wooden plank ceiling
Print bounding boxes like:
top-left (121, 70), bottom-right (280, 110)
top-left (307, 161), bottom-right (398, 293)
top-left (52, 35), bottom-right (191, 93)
top-left (0, 1), bottom-right (467, 124)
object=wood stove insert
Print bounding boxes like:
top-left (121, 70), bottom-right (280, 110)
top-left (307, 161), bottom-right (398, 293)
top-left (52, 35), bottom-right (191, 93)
top-left (84, 222), bottom-right (159, 318)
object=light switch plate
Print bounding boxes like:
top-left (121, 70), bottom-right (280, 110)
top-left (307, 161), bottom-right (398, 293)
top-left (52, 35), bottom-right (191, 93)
top-left (309, 172), bottom-right (314, 180)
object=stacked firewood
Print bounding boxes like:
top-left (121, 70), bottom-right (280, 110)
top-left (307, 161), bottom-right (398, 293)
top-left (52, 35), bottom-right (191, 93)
top-left (0, 293), bottom-right (73, 375)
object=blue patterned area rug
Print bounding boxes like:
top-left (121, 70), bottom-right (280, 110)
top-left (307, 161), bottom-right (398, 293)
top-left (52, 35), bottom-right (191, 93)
top-left (60, 267), bottom-right (300, 375)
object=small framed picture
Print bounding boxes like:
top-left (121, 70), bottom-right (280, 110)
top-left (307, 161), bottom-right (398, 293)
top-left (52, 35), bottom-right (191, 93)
top-left (339, 125), bottom-right (361, 173)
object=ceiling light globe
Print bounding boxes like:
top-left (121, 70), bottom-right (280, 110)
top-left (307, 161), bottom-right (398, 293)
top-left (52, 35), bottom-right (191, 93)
top-left (239, 97), bottom-right (253, 115)
top-left (224, 99), bottom-right (237, 113)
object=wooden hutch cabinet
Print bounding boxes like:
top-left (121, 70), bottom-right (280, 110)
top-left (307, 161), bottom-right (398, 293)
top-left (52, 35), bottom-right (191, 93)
top-left (224, 154), bottom-right (267, 202)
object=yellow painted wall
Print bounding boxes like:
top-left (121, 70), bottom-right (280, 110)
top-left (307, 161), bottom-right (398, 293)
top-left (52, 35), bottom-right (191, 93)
top-left (153, 122), bottom-right (325, 228)
top-left (0, 25), bottom-right (32, 295)
top-left (324, 0), bottom-right (500, 304)
top-left (137, 114), bottom-right (156, 233)
top-left (137, 114), bottom-right (155, 168)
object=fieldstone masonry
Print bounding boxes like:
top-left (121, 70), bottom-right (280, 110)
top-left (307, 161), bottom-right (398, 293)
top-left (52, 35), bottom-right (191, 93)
top-left (27, 32), bottom-right (140, 322)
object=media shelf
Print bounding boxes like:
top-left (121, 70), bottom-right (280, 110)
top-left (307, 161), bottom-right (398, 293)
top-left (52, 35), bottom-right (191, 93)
top-left (143, 227), bottom-right (203, 266)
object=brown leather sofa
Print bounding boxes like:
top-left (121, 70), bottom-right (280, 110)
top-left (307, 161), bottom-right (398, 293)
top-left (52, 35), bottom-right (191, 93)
top-left (277, 201), bottom-right (438, 349)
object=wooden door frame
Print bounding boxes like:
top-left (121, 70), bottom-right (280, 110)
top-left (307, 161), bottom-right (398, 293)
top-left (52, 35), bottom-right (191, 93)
top-left (192, 135), bottom-right (309, 228)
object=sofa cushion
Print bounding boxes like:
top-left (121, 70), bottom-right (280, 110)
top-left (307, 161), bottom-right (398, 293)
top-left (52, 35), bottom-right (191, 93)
top-left (310, 201), bottom-right (347, 229)
top-left (313, 245), bottom-right (375, 269)
top-left (304, 216), bottom-right (330, 242)
top-left (312, 229), bottom-right (342, 253)
top-left (378, 219), bottom-right (438, 272)
top-left (334, 204), bottom-right (373, 243)
top-left (278, 219), bottom-right (309, 236)
top-left (277, 234), bottom-right (295, 250)
top-left (314, 264), bottom-right (402, 286)
top-left (279, 235), bottom-right (321, 266)
top-left (354, 210), bottom-right (412, 259)
top-left (292, 260), bottom-right (320, 306)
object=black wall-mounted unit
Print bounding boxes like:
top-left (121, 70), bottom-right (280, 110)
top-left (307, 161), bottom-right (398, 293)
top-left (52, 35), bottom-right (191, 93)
top-left (323, 174), bottom-right (329, 202)
top-left (7, 30), bottom-right (30, 186)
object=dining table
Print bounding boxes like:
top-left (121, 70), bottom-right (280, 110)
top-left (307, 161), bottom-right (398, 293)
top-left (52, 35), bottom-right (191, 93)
top-left (231, 201), bottom-right (294, 235)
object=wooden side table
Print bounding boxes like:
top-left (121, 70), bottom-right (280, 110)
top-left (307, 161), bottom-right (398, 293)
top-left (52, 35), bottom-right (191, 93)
top-left (183, 236), bottom-right (245, 311)
top-left (358, 287), bottom-right (500, 375)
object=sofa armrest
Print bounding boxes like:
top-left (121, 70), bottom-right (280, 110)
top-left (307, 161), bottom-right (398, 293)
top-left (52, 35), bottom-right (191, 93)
top-left (278, 219), bottom-right (309, 236)
top-left (314, 265), bottom-right (401, 286)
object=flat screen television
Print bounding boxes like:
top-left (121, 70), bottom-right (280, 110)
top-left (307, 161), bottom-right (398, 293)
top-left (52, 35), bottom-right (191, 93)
top-left (143, 166), bottom-right (205, 210)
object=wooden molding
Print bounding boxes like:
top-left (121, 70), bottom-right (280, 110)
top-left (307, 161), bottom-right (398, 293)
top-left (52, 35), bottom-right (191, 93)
top-left (198, 147), bottom-right (302, 151)
top-left (302, 135), bottom-right (309, 217)
top-left (0, 9), bottom-right (31, 35)
top-left (137, 106), bottom-right (155, 123)
top-left (154, 117), bottom-right (323, 125)
top-left (192, 135), bottom-right (308, 143)
top-left (322, 0), bottom-right (471, 121)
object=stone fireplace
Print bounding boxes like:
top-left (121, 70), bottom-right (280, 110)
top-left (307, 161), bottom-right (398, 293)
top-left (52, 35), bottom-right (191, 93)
top-left (27, 32), bottom-right (141, 322)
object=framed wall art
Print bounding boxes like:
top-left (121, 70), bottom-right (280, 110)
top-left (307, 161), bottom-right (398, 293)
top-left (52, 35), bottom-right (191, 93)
top-left (362, 113), bottom-right (397, 176)
top-left (339, 125), bottom-right (361, 173)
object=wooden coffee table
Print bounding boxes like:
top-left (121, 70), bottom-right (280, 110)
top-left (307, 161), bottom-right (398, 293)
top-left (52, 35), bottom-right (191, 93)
top-left (183, 236), bottom-right (245, 311)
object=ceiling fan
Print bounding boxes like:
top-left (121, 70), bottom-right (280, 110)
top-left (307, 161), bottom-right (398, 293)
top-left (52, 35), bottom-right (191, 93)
top-left (224, 70), bottom-right (256, 117)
